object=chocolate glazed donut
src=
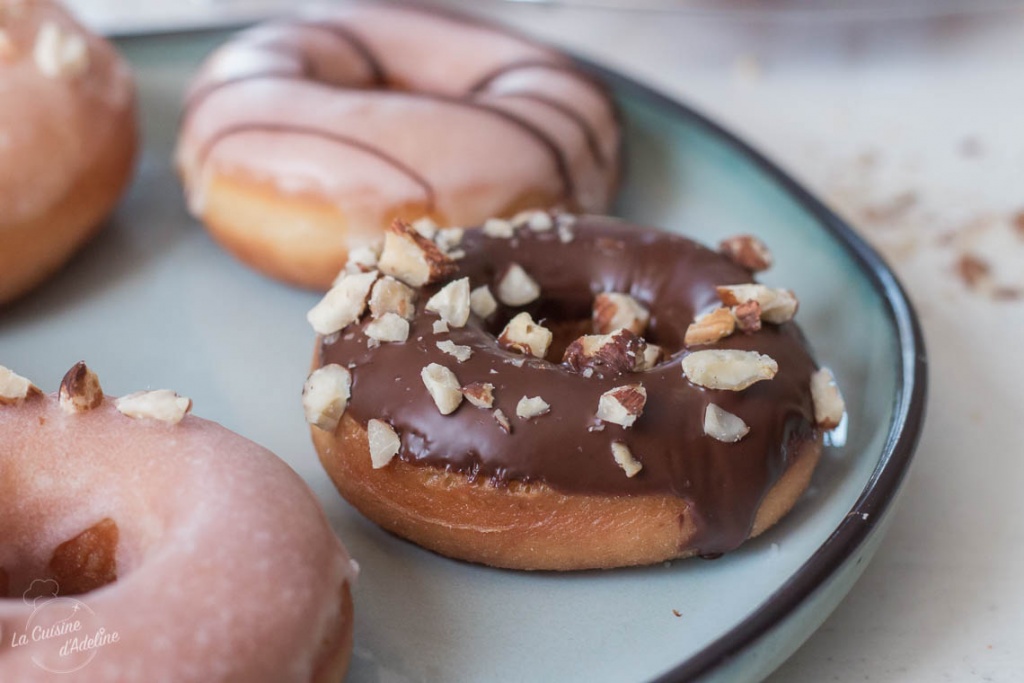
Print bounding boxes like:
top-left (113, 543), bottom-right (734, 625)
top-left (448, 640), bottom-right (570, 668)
top-left (176, 2), bottom-right (620, 289)
top-left (304, 215), bottom-right (846, 570)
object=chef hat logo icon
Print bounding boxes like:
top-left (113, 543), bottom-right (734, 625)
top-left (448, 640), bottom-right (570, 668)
top-left (23, 579), bottom-right (61, 607)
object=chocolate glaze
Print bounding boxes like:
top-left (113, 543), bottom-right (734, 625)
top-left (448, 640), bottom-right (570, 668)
top-left (318, 216), bottom-right (820, 553)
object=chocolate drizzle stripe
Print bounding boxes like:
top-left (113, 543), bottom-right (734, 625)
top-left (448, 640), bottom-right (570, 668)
top-left (183, 70), bottom-right (306, 122)
top-left (500, 91), bottom-right (607, 169)
top-left (287, 19), bottom-right (387, 85)
top-left (195, 122), bottom-right (436, 208)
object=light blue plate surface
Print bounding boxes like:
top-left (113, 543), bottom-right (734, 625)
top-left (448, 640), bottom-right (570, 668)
top-left (0, 31), bottom-right (925, 683)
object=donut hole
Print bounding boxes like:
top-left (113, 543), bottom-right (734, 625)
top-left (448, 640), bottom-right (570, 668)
top-left (0, 518), bottom-right (121, 599)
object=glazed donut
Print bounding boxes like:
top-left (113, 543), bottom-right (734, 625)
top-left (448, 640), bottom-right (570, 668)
top-left (0, 0), bottom-right (136, 305)
top-left (0, 363), bottom-right (356, 682)
top-left (176, 2), bottom-right (620, 290)
top-left (303, 215), bottom-right (846, 571)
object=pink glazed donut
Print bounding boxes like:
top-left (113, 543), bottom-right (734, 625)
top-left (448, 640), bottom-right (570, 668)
top-left (176, 1), bottom-right (620, 289)
top-left (0, 363), bottom-right (356, 682)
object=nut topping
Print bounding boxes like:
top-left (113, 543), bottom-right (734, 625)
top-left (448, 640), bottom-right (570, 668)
top-left (811, 367), bottom-right (845, 429)
top-left (432, 319), bottom-right (449, 334)
top-left (411, 216), bottom-right (438, 240)
top-left (516, 396), bottom-right (550, 419)
top-left (469, 285), bottom-right (498, 319)
top-left (435, 227), bottom-right (465, 253)
top-left (681, 349), bottom-right (778, 391)
top-left (563, 328), bottom-right (647, 376)
top-left (116, 390), bottom-right (192, 425)
top-left (611, 442), bottom-right (643, 477)
top-left (425, 277), bottom-right (471, 327)
top-left (495, 263), bottom-right (541, 306)
top-left (307, 270), bottom-right (378, 335)
top-left (461, 382), bottom-right (495, 408)
top-left (0, 366), bottom-right (40, 405)
top-left (378, 220), bottom-right (456, 287)
top-left (344, 245), bottom-right (380, 274)
top-left (684, 307), bottom-right (736, 347)
top-left (369, 276), bottom-right (417, 320)
top-left (596, 384), bottom-right (647, 428)
top-left (302, 364), bottom-right (352, 432)
top-left (421, 363), bottom-right (463, 415)
top-left (59, 362), bottom-right (103, 414)
top-left (716, 284), bottom-right (799, 324)
top-left (483, 218), bottom-right (515, 238)
top-left (365, 312), bottom-right (410, 343)
top-left (593, 292), bottom-right (650, 336)
top-left (437, 340), bottom-right (472, 362)
top-left (493, 408), bottom-right (512, 433)
top-left (636, 344), bottom-right (663, 371)
top-left (34, 22), bottom-right (88, 79)
top-left (498, 312), bottom-right (552, 359)
top-left (367, 419), bottom-right (401, 468)
top-left (732, 300), bottom-right (762, 334)
top-left (719, 235), bottom-right (774, 272)
top-left (703, 404), bottom-right (750, 443)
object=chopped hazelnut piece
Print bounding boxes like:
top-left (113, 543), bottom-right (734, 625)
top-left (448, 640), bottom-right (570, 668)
top-left (717, 284), bottom-right (798, 324)
top-left (116, 390), bottom-right (192, 425)
top-left (495, 263), bottom-right (541, 306)
top-left (611, 442), bottom-right (642, 477)
top-left (596, 384), bottom-right (647, 428)
top-left (432, 319), bottom-right (449, 334)
top-left (421, 363), bottom-right (463, 415)
top-left (302, 364), bottom-right (352, 432)
top-left (684, 307), bottom-right (736, 347)
top-left (593, 293), bottom-right (650, 336)
top-left (498, 312), bottom-right (552, 359)
top-left (344, 245), bottom-right (380, 274)
top-left (563, 328), bottom-right (647, 376)
top-left (636, 344), bottom-right (663, 371)
top-left (365, 312), bottom-right (410, 343)
top-left (732, 300), bottom-right (762, 334)
top-left (516, 396), bottom-right (550, 419)
top-left (483, 218), bottom-right (515, 238)
top-left (719, 235), bottom-right (774, 272)
top-left (378, 220), bottom-right (456, 287)
top-left (461, 382), bottom-right (495, 408)
top-left (493, 408), bottom-right (512, 433)
top-left (703, 404), bottom-right (750, 443)
top-left (33, 22), bottom-right (88, 79)
top-left (682, 349), bottom-right (778, 391)
top-left (59, 362), bottom-right (103, 414)
top-left (435, 227), bottom-right (465, 253)
top-left (437, 340), bottom-right (472, 362)
top-left (0, 366), bottom-right (40, 405)
top-left (811, 367), bottom-right (845, 429)
top-left (425, 277), bottom-right (471, 327)
top-left (367, 419), bottom-right (401, 468)
top-left (307, 270), bottom-right (378, 335)
top-left (411, 216), bottom-right (438, 240)
top-left (470, 285), bottom-right (498, 319)
top-left (369, 276), bottom-right (417, 321)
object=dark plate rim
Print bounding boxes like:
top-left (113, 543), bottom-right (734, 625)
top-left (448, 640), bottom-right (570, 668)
top-left (580, 64), bottom-right (928, 682)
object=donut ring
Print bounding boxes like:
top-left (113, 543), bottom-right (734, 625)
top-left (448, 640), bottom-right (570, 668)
top-left (176, 2), bottom-right (620, 289)
top-left (304, 215), bottom-right (845, 571)
top-left (0, 1), bottom-right (136, 305)
top-left (0, 363), bottom-right (356, 682)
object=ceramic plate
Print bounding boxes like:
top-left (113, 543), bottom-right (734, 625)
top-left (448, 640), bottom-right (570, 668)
top-left (0, 29), bottom-right (926, 683)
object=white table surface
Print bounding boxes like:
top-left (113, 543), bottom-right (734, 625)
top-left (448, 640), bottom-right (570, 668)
top-left (60, 1), bottom-right (1024, 680)
top-left (445, 4), bottom-right (1024, 682)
